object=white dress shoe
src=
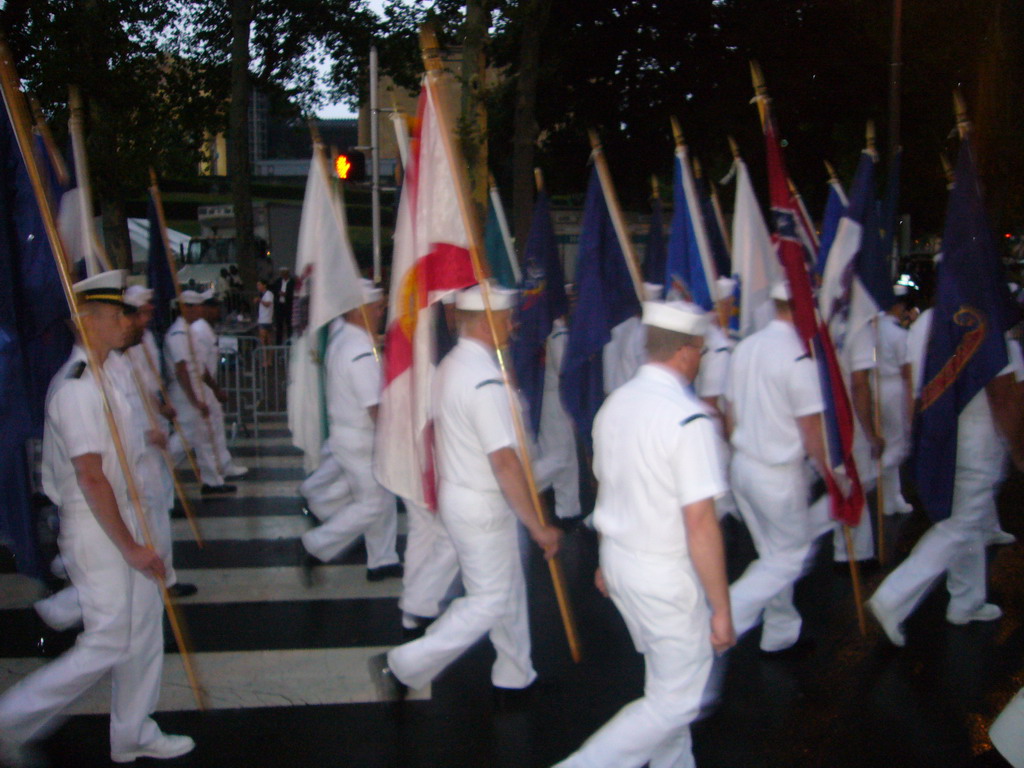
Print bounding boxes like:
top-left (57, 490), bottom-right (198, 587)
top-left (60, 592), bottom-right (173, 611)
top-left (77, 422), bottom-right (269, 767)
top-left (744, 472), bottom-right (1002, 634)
top-left (867, 595), bottom-right (906, 647)
top-left (947, 603), bottom-right (1002, 625)
top-left (111, 734), bottom-right (195, 763)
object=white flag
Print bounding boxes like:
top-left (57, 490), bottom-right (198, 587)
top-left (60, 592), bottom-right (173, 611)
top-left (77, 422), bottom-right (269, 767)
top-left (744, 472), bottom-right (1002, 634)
top-left (730, 159), bottom-right (779, 338)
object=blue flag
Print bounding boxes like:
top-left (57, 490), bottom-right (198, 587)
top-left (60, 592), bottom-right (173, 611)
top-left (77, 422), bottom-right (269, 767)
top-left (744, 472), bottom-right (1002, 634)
top-left (914, 137), bottom-right (1019, 521)
top-left (642, 197), bottom-right (666, 292)
top-left (0, 100), bottom-right (73, 577)
top-left (666, 148), bottom-right (716, 309)
top-left (147, 196), bottom-right (176, 343)
top-left (816, 177), bottom-right (847, 276)
top-left (512, 190), bottom-right (569, 437)
top-left (694, 172), bottom-right (731, 279)
top-left (560, 167), bottom-right (640, 448)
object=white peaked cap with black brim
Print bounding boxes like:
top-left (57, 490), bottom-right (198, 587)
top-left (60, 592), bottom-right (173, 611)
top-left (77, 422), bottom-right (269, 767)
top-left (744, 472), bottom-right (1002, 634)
top-left (72, 270), bottom-right (129, 308)
top-left (179, 290), bottom-right (205, 305)
top-left (642, 300), bottom-right (709, 337)
top-left (455, 281), bottom-right (518, 312)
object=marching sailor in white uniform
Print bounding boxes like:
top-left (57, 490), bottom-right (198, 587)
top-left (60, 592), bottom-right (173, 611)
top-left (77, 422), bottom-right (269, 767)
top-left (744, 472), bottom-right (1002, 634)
top-left (299, 280), bottom-right (401, 580)
top-left (553, 300), bottom-right (734, 768)
top-left (369, 283), bottom-right (562, 699)
top-left (0, 271), bottom-right (193, 766)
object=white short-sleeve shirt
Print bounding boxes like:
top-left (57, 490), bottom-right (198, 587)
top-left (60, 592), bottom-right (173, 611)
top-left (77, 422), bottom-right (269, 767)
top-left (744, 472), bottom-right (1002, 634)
top-left (433, 337), bottom-right (518, 494)
top-left (326, 318), bottom-right (381, 434)
top-left (163, 316), bottom-right (204, 394)
top-left (877, 313), bottom-right (908, 380)
top-left (726, 319), bottom-right (824, 465)
top-left (42, 347), bottom-right (140, 518)
top-left (593, 364), bottom-right (727, 557)
top-left (191, 317), bottom-right (219, 377)
top-left (258, 291), bottom-right (274, 325)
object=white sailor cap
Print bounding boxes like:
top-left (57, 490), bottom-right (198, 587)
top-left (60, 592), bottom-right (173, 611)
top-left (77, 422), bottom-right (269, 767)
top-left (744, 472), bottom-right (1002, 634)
top-left (179, 290), bottom-right (205, 305)
top-left (455, 281), bottom-right (518, 311)
top-left (717, 276), bottom-right (737, 297)
top-left (770, 281), bottom-right (792, 301)
top-left (892, 284), bottom-right (908, 298)
top-left (124, 285), bottom-right (154, 308)
top-left (642, 300), bottom-right (708, 337)
top-left (642, 282), bottom-right (663, 301)
top-left (72, 269), bottom-right (129, 308)
top-left (360, 278), bottom-right (384, 304)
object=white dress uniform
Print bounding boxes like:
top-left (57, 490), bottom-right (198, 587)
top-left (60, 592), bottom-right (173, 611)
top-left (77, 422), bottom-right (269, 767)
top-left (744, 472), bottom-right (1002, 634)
top-left (191, 316), bottom-right (235, 472)
top-left (869, 310), bottom-right (1023, 639)
top-left (0, 347), bottom-right (165, 755)
top-left (532, 319), bottom-right (581, 519)
top-left (726, 319), bottom-right (829, 652)
top-left (397, 496), bottom-right (460, 625)
top-left (877, 313), bottom-right (913, 514)
top-left (35, 339), bottom-right (179, 632)
top-left (832, 321), bottom-right (876, 562)
top-left (695, 320), bottom-right (737, 518)
top-left (555, 364), bottom-right (727, 768)
top-left (164, 315), bottom-right (224, 487)
top-left (387, 337), bottom-right (535, 691)
top-left (300, 318), bottom-right (399, 567)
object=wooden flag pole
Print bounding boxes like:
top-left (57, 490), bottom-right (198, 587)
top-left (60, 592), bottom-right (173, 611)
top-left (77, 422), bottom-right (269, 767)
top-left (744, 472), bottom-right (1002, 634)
top-left (940, 153), bottom-right (955, 190)
top-left (149, 169), bottom-right (227, 479)
top-left (126, 355), bottom-right (204, 547)
top-left (421, 25), bottom-right (581, 662)
top-left (67, 86), bottom-right (113, 273)
top-left (28, 97), bottom-right (69, 187)
top-left (824, 160), bottom-right (839, 184)
top-left (749, 61), bottom-right (867, 636)
top-left (671, 117), bottom-right (728, 328)
top-left (587, 129), bottom-right (644, 304)
top-left (0, 38), bottom-right (205, 707)
top-left (954, 89), bottom-right (971, 140)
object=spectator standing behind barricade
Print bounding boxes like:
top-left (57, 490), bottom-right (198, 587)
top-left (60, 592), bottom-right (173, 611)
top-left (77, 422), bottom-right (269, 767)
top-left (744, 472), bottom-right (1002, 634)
top-left (273, 267), bottom-right (295, 343)
top-left (254, 279), bottom-right (274, 367)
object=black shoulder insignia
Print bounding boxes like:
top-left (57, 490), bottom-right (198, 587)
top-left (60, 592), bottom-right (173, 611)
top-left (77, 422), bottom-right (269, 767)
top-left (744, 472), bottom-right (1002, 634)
top-left (700, 348), bottom-right (708, 357)
top-left (552, 329), bottom-right (568, 339)
top-left (351, 352), bottom-right (373, 363)
top-left (715, 347), bottom-right (730, 353)
top-left (475, 378), bottom-right (504, 389)
top-left (680, 413), bottom-right (708, 426)
top-left (794, 353), bottom-right (809, 362)
top-left (169, 330), bottom-right (184, 336)
top-left (67, 361), bottom-right (87, 379)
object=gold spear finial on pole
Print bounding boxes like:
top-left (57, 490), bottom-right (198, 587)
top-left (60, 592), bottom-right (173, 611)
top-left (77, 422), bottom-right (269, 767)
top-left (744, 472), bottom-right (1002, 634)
top-left (940, 152), bottom-right (955, 190)
top-left (953, 88), bottom-right (971, 139)
top-left (728, 135), bottom-right (741, 160)
top-left (749, 60), bottom-right (769, 127)
top-left (824, 159), bottom-right (839, 183)
top-left (670, 115), bottom-right (685, 148)
top-left (866, 120), bottom-right (878, 157)
top-left (692, 156), bottom-right (704, 180)
top-left (650, 174), bottom-right (660, 201)
top-left (534, 167), bottom-right (544, 194)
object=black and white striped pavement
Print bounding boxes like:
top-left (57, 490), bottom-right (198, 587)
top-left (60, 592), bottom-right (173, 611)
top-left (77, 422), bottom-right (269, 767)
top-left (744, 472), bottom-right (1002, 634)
top-left (2, 421), bottom-right (1023, 767)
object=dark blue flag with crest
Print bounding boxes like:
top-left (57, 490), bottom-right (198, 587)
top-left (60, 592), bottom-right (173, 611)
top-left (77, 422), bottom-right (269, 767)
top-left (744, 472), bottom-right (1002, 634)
top-left (914, 137), bottom-right (1019, 521)
top-left (0, 95), bottom-right (73, 577)
top-left (560, 167), bottom-right (640, 448)
top-left (694, 171), bottom-right (731, 279)
top-left (512, 190), bottom-right (568, 437)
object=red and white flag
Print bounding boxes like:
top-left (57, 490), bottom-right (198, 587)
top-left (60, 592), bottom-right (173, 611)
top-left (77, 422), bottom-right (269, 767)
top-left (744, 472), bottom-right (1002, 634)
top-left (374, 79), bottom-right (476, 509)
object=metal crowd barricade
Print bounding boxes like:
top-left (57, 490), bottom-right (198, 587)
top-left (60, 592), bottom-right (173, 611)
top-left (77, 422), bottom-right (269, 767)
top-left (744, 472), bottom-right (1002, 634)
top-left (251, 344), bottom-right (290, 436)
top-left (217, 334), bottom-right (262, 439)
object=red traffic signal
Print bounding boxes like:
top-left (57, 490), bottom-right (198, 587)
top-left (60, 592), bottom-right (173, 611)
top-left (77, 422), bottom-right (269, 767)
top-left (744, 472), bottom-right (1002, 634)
top-left (334, 150), bottom-right (365, 182)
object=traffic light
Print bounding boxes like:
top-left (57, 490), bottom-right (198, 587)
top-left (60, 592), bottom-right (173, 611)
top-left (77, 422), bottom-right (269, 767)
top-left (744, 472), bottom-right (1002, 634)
top-left (334, 149), bottom-right (366, 182)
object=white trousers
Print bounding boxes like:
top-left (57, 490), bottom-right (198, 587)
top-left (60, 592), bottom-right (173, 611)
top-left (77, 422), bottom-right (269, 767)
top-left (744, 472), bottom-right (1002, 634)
top-left (388, 484), bottom-right (535, 691)
top-left (534, 412), bottom-right (581, 520)
top-left (990, 685), bottom-right (1024, 767)
top-left (554, 539), bottom-right (711, 768)
top-left (168, 398), bottom-right (223, 487)
top-left (871, 417), bottom-right (1006, 622)
top-left (399, 499), bottom-right (460, 619)
top-left (0, 509), bottom-right (164, 753)
top-left (207, 392), bottom-right (234, 470)
top-left (300, 429), bottom-right (398, 567)
top-left (299, 442), bottom-right (348, 521)
top-left (730, 454), bottom-right (832, 651)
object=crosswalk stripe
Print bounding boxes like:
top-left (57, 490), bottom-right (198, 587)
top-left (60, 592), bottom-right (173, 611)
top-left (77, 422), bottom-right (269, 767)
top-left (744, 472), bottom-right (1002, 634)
top-left (0, 648), bottom-right (428, 712)
top-left (184, 481), bottom-right (301, 498)
top-left (229, 436), bottom-right (296, 448)
top-left (171, 566), bottom-right (403, 603)
top-left (174, 514), bottom-right (408, 542)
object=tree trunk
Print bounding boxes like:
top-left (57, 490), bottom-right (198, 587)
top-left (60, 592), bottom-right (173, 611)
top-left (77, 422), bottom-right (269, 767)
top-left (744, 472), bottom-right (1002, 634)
top-left (511, 0), bottom-right (550, 253)
top-left (229, 0), bottom-right (257, 293)
top-left (461, 0), bottom-right (489, 219)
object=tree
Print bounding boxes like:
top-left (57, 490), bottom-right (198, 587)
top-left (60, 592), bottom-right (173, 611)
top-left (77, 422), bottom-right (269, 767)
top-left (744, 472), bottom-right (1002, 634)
top-left (1, 0), bottom-right (223, 268)
top-left (175, 0), bottom-right (379, 289)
